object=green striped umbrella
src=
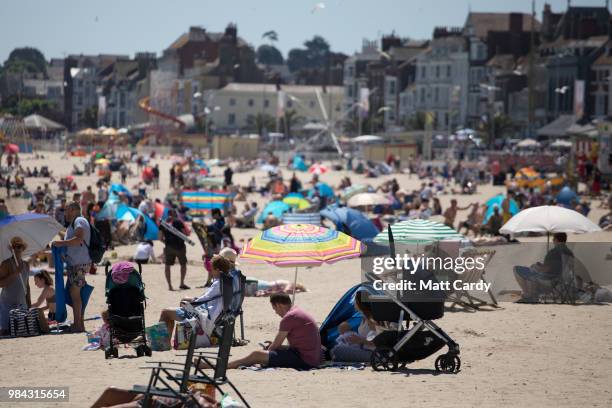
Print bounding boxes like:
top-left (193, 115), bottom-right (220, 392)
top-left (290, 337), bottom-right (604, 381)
top-left (374, 219), bottom-right (465, 244)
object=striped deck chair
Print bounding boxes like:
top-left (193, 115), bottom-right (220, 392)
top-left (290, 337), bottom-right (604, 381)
top-left (447, 248), bottom-right (498, 310)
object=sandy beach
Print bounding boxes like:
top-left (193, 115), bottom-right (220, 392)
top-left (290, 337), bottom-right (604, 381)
top-left (2, 152), bottom-right (612, 408)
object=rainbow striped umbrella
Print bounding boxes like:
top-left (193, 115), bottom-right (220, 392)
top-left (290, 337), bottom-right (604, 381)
top-left (240, 224), bottom-right (363, 301)
top-left (181, 190), bottom-right (230, 217)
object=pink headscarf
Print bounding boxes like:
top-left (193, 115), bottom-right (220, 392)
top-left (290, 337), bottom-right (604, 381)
top-left (111, 261), bottom-right (135, 284)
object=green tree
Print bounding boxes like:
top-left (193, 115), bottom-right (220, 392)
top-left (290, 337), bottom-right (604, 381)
top-left (246, 113), bottom-right (275, 135)
top-left (287, 35), bottom-right (330, 72)
top-left (3, 47), bottom-right (47, 76)
top-left (257, 45), bottom-right (284, 65)
top-left (80, 106), bottom-right (99, 128)
top-left (481, 114), bottom-right (514, 146)
top-left (280, 109), bottom-right (303, 137)
top-left (406, 112), bottom-right (427, 130)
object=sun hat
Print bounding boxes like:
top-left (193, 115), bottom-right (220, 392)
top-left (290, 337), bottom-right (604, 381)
top-left (219, 247), bottom-right (239, 265)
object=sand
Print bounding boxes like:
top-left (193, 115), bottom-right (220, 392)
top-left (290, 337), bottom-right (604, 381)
top-left (1, 152), bottom-right (611, 408)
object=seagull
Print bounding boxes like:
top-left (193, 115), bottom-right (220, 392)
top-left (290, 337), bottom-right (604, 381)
top-left (555, 86), bottom-right (569, 94)
top-left (312, 2), bottom-right (325, 13)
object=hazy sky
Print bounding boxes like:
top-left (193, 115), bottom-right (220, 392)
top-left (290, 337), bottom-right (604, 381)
top-left (1, 0), bottom-right (606, 63)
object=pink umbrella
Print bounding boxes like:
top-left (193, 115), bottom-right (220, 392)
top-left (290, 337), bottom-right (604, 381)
top-left (5, 144), bottom-right (19, 154)
top-left (308, 163), bottom-right (328, 175)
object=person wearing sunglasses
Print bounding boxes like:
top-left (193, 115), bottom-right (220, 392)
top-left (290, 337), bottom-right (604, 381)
top-left (0, 237), bottom-right (31, 335)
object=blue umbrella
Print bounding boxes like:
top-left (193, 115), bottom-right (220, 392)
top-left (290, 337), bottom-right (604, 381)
top-left (115, 204), bottom-right (159, 240)
top-left (256, 201), bottom-right (291, 224)
top-left (284, 192), bottom-right (304, 199)
top-left (321, 206), bottom-right (379, 240)
top-left (484, 195), bottom-right (519, 222)
top-left (556, 186), bottom-right (578, 207)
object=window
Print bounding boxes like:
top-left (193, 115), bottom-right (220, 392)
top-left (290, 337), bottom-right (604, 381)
top-left (434, 87), bottom-right (439, 103)
top-left (420, 88), bottom-right (425, 103)
top-left (229, 98), bottom-right (236, 106)
top-left (264, 99), bottom-right (270, 108)
top-left (119, 112), bottom-right (126, 126)
top-left (348, 66), bottom-right (354, 78)
top-left (421, 66), bottom-right (426, 79)
top-left (447, 65), bottom-right (451, 77)
top-left (76, 94), bottom-right (82, 106)
top-left (346, 86), bottom-right (353, 98)
top-left (120, 92), bottom-right (126, 108)
top-left (248, 99), bottom-right (254, 107)
top-left (228, 113), bottom-right (235, 125)
top-left (388, 80), bottom-right (396, 96)
top-left (436, 66), bottom-right (440, 78)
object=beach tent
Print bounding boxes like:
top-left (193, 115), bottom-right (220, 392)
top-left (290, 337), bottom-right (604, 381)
top-left (319, 284), bottom-right (370, 351)
top-left (96, 193), bottom-right (121, 220)
top-left (109, 183), bottom-right (132, 197)
top-left (257, 201), bottom-right (291, 224)
top-left (115, 204), bottom-right (159, 241)
top-left (320, 206), bottom-right (379, 241)
top-left (293, 155), bottom-right (308, 171)
top-left (308, 182), bottom-right (334, 198)
top-left (485, 194), bottom-right (519, 222)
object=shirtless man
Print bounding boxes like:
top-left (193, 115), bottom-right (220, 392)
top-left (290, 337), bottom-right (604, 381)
top-left (443, 199), bottom-right (471, 229)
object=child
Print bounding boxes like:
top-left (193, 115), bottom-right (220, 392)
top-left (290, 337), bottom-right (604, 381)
top-left (30, 270), bottom-right (56, 322)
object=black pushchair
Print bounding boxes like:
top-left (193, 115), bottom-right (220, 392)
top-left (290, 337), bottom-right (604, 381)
top-left (104, 262), bottom-right (152, 359)
top-left (363, 269), bottom-right (461, 373)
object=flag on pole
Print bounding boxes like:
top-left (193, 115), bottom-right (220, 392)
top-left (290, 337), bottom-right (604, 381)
top-left (359, 88), bottom-right (370, 118)
top-left (277, 90), bottom-right (286, 119)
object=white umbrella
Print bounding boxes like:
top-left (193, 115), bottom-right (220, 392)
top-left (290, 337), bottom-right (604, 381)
top-left (517, 139), bottom-right (540, 148)
top-left (500, 206), bottom-right (601, 236)
top-left (347, 193), bottom-right (393, 207)
top-left (551, 139), bottom-right (572, 148)
top-left (0, 214), bottom-right (63, 262)
top-left (352, 135), bottom-right (383, 144)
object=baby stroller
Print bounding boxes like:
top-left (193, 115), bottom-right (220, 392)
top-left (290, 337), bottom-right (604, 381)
top-left (104, 262), bottom-right (152, 359)
top-left (362, 270), bottom-right (461, 373)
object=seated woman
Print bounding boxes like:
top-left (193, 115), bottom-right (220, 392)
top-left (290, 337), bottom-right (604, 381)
top-left (30, 270), bottom-right (56, 322)
top-left (331, 291), bottom-right (379, 363)
top-left (90, 387), bottom-right (218, 408)
top-left (158, 255), bottom-right (231, 339)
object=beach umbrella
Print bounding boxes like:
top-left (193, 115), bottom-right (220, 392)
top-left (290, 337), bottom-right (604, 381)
top-left (556, 186), bottom-right (578, 207)
top-left (4, 143), bottom-right (19, 154)
top-left (154, 202), bottom-right (168, 221)
top-left (101, 127), bottom-right (118, 136)
top-left (374, 219), bottom-right (464, 244)
top-left (257, 201), bottom-right (291, 224)
top-left (499, 206), bottom-right (601, 236)
top-left (283, 196), bottom-right (311, 210)
top-left (77, 128), bottom-right (97, 136)
top-left (517, 139), bottom-right (540, 148)
top-left (348, 193), bottom-right (393, 208)
top-left (351, 135), bottom-right (383, 144)
top-left (181, 190), bottom-right (230, 217)
top-left (115, 204), bottom-right (159, 241)
top-left (341, 184), bottom-right (370, 202)
top-left (95, 158), bottom-right (110, 165)
top-left (0, 214), bottom-right (62, 262)
top-left (240, 224), bottom-right (363, 301)
top-left (309, 163), bottom-right (329, 175)
top-left (485, 194), bottom-right (519, 222)
top-left (261, 164), bottom-right (278, 173)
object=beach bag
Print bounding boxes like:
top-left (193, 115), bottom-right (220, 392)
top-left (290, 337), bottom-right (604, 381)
top-left (145, 322), bottom-right (171, 351)
top-left (85, 220), bottom-right (106, 264)
top-left (173, 321), bottom-right (193, 350)
top-left (9, 308), bottom-right (41, 337)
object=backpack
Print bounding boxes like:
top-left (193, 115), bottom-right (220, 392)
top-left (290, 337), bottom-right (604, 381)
top-left (72, 217), bottom-right (106, 264)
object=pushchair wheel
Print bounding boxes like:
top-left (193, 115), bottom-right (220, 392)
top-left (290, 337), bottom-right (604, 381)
top-left (105, 347), bottom-right (119, 359)
top-left (136, 346), bottom-right (145, 357)
top-left (435, 354), bottom-right (461, 373)
top-left (371, 347), bottom-right (398, 372)
top-left (144, 345), bottom-right (152, 357)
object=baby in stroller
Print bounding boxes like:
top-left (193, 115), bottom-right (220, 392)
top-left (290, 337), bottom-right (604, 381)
top-left (104, 261), bottom-right (152, 359)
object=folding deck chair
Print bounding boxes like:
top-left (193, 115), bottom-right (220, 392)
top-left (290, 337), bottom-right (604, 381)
top-left (447, 248), bottom-right (498, 310)
top-left (132, 272), bottom-right (249, 407)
